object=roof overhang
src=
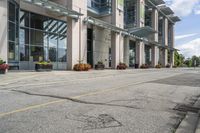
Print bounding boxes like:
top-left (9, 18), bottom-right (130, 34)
top-left (128, 26), bottom-right (157, 38)
top-left (147, 0), bottom-right (176, 24)
top-left (168, 15), bottom-right (181, 22)
top-left (84, 17), bottom-right (126, 33)
top-left (159, 6), bottom-right (174, 15)
top-left (148, 0), bottom-right (165, 6)
top-left (22, 0), bottom-right (83, 19)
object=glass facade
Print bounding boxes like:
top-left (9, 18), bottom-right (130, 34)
top-left (145, 45), bottom-right (152, 65)
top-left (8, 1), bottom-right (19, 62)
top-left (129, 41), bottom-right (136, 67)
top-left (87, 0), bottom-right (112, 15)
top-left (19, 10), bottom-right (67, 70)
top-left (124, 0), bottom-right (136, 28)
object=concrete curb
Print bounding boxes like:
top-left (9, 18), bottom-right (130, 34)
top-left (175, 97), bottom-right (200, 133)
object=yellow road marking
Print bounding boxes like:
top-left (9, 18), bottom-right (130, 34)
top-left (0, 81), bottom-right (144, 118)
top-left (0, 100), bottom-right (65, 118)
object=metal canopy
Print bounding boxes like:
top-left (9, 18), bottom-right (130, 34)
top-left (128, 26), bottom-right (157, 38)
top-left (22, 0), bottom-right (83, 19)
top-left (147, 0), bottom-right (176, 23)
top-left (168, 15), bottom-right (181, 22)
top-left (159, 6), bottom-right (174, 15)
top-left (148, 0), bottom-right (165, 6)
top-left (84, 17), bottom-right (126, 33)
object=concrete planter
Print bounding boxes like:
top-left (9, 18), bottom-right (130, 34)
top-left (35, 64), bottom-right (53, 72)
top-left (95, 64), bottom-right (105, 70)
top-left (0, 69), bottom-right (6, 74)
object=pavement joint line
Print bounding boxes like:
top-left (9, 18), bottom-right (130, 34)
top-left (0, 80), bottom-right (145, 118)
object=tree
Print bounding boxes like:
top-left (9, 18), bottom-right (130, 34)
top-left (184, 58), bottom-right (192, 67)
top-left (191, 55), bottom-right (200, 67)
top-left (174, 51), bottom-right (185, 67)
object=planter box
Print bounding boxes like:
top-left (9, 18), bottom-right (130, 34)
top-left (0, 69), bottom-right (6, 74)
top-left (35, 64), bottom-right (53, 72)
top-left (95, 64), bottom-right (105, 70)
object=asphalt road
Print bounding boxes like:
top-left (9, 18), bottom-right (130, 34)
top-left (0, 68), bottom-right (200, 133)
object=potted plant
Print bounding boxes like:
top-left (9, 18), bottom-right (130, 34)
top-left (155, 64), bottom-right (162, 69)
top-left (117, 62), bottom-right (127, 70)
top-left (140, 64), bottom-right (149, 69)
top-left (35, 60), bottom-right (53, 72)
top-left (166, 63), bottom-right (171, 68)
top-left (73, 63), bottom-right (91, 71)
top-left (95, 61), bottom-right (105, 70)
top-left (0, 58), bottom-right (9, 74)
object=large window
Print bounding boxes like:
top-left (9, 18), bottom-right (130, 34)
top-left (19, 10), bottom-right (67, 69)
top-left (124, 0), bottom-right (136, 28)
top-left (8, 1), bottom-right (19, 61)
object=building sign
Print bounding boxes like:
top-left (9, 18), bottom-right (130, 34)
top-left (118, 0), bottom-right (124, 11)
top-left (140, 0), bottom-right (145, 24)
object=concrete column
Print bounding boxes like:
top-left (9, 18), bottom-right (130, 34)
top-left (169, 24), bottom-right (175, 67)
top-left (111, 32), bottom-right (120, 68)
top-left (111, 0), bottom-right (124, 68)
top-left (66, 0), bottom-right (87, 70)
top-left (124, 37), bottom-right (129, 66)
top-left (170, 50), bottom-right (175, 67)
top-left (135, 0), bottom-right (145, 67)
top-left (162, 17), bottom-right (168, 66)
top-left (136, 42), bottom-right (145, 66)
top-left (151, 8), bottom-right (159, 67)
top-left (0, 0), bottom-right (8, 63)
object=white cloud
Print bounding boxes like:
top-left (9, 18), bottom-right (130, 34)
top-left (175, 33), bottom-right (198, 40)
top-left (194, 5), bottom-right (200, 14)
top-left (166, 0), bottom-right (200, 17)
top-left (177, 38), bottom-right (200, 58)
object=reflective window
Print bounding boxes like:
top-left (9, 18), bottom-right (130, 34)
top-left (30, 46), bottom-right (44, 61)
top-left (8, 1), bottom-right (19, 62)
top-left (20, 28), bottom-right (29, 45)
top-left (30, 13), bottom-right (49, 30)
top-left (19, 10), bottom-right (67, 69)
top-left (9, 22), bottom-right (16, 42)
top-left (30, 30), bottom-right (47, 46)
top-left (20, 11), bottom-right (29, 27)
top-left (49, 47), bottom-right (57, 62)
top-left (9, 2), bottom-right (15, 22)
top-left (20, 45), bottom-right (29, 61)
top-left (58, 36), bottom-right (67, 62)
top-left (8, 42), bottom-right (15, 60)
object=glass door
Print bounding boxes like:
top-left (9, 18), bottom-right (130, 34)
top-left (129, 41), bottom-right (136, 67)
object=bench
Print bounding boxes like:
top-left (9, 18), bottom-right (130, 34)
top-left (8, 61), bottom-right (19, 70)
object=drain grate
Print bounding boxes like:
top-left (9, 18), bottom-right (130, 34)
top-left (174, 104), bottom-right (200, 113)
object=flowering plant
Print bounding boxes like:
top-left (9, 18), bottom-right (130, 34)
top-left (0, 58), bottom-right (9, 70)
top-left (74, 63), bottom-right (91, 71)
top-left (0, 64), bottom-right (9, 70)
top-left (117, 62), bottom-right (127, 70)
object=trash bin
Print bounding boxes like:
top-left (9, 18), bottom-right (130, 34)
top-left (135, 64), bottom-right (139, 69)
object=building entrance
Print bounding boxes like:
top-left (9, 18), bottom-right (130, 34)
top-left (129, 41), bottom-right (136, 67)
top-left (87, 29), bottom-right (93, 68)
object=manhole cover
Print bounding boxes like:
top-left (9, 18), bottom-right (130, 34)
top-left (83, 114), bottom-right (122, 130)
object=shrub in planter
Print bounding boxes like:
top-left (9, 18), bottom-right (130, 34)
top-left (173, 65), bottom-right (177, 68)
top-left (117, 63), bottom-right (127, 70)
top-left (35, 61), bottom-right (53, 72)
top-left (155, 64), bottom-right (162, 69)
top-left (140, 64), bottom-right (149, 69)
top-left (166, 63), bottom-right (171, 68)
top-left (0, 58), bottom-right (9, 74)
top-left (95, 61), bottom-right (105, 70)
top-left (73, 63), bottom-right (91, 71)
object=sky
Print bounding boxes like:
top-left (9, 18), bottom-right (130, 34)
top-left (164, 0), bottom-right (200, 58)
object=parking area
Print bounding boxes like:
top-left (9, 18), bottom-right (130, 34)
top-left (0, 68), bottom-right (200, 133)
